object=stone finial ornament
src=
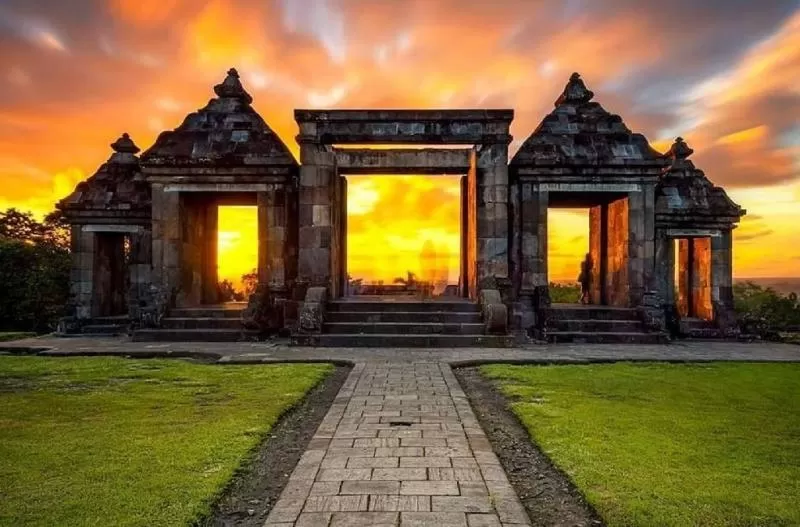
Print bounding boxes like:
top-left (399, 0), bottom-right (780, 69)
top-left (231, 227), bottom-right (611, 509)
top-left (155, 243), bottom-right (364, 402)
top-left (667, 136), bottom-right (694, 160)
top-left (110, 133), bottom-right (140, 154)
top-left (213, 67), bottom-right (253, 104)
top-left (555, 72), bottom-right (595, 106)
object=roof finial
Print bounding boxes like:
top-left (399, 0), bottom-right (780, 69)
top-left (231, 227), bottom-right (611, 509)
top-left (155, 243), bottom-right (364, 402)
top-left (668, 136), bottom-right (694, 161)
top-left (110, 133), bottom-right (140, 154)
top-left (213, 67), bottom-right (253, 104)
top-left (555, 72), bottom-right (594, 106)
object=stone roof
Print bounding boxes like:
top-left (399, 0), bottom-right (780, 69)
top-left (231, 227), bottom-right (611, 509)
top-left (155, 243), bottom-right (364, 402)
top-left (58, 133), bottom-right (150, 217)
top-left (656, 137), bottom-right (745, 226)
top-left (140, 69), bottom-right (297, 168)
top-left (511, 73), bottom-right (664, 167)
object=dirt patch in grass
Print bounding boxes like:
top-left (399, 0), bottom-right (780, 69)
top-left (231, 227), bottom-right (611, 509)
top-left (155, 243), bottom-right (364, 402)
top-left (205, 365), bottom-right (350, 526)
top-left (454, 367), bottom-right (603, 527)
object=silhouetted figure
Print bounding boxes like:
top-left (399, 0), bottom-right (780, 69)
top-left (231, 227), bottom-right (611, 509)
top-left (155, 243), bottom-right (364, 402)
top-left (578, 253), bottom-right (593, 305)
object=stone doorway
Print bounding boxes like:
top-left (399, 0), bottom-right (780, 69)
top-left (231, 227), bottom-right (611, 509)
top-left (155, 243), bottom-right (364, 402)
top-left (673, 237), bottom-right (713, 320)
top-left (173, 192), bottom-right (261, 307)
top-left (91, 232), bottom-right (130, 317)
top-left (295, 110), bottom-right (513, 301)
top-left (342, 174), bottom-right (464, 298)
top-left (546, 192), bottom-right (633, 307)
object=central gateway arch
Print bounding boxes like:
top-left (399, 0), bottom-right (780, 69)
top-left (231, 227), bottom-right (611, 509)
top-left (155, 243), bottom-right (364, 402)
top-left (293, 110), bottom-right (514, 300)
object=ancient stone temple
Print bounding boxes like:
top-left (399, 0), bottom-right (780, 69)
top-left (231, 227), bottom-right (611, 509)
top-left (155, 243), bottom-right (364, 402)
top-left (59, 70), bottom-right (744, 344)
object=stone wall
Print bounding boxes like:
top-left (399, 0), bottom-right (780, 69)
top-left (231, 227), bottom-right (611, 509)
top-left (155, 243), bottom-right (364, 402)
top-left (476, 143), bottom-right (510, 291)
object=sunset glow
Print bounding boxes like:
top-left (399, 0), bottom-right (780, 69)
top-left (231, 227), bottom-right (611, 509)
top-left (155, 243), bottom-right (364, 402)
top-left (0, 1), bottom-right (798, 281)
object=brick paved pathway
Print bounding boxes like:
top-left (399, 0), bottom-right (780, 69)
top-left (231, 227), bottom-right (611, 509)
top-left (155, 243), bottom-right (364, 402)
top-left (264, 362), bottom-right (531, 527)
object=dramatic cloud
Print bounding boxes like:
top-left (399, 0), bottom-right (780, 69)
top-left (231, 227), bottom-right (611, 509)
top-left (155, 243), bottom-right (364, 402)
top-left (0, 0), bottom-right (797, 280)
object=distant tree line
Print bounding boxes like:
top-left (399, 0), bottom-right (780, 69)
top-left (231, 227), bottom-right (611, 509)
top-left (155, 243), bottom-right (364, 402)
top-left (0, 208), bottom-right (71, 332)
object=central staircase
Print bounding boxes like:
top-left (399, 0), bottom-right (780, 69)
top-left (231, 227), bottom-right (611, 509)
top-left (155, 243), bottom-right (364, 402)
top-left (546, 304), bottom-right (666, 344)
top-left (292, 297), bottom-right (514, 347)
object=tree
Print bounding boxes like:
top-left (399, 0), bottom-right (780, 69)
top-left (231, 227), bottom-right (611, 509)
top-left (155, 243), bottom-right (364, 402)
top-left (0, 208), bottom-right (72, 332)
top-left (733, 282), bottom-right (800, 332)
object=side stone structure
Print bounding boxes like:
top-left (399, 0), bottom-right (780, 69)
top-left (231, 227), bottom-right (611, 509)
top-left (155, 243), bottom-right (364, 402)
top-left (509, 73), bottom-right (665, 335)
top-left (655, 137), bottom-right (744, 336)
top-left (57, 133), bottom-right (151, 332)
top-left (138, 69), bottom-right (299, 329)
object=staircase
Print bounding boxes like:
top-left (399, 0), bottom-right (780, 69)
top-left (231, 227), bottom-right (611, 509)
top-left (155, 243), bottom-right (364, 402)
top-left (292, 297), bottom-right (514, 347)
top-left (132, 303), bottom-right (257, 342)
top-left (59, 315), bottom-right (129, 337)
top-left (546, 304), bottom-right (666, 344)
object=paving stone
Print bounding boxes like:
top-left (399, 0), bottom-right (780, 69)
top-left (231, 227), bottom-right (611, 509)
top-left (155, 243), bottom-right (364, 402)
top-left (371, 467), bottom-right (427, 481)
top-left (304, 495), bottom-right (369, 512)
top-left (400, 481), bottom-right (460, 496)
top-left (293, 512), bottom-right (332, 527)
top-left (347, 456), bottom-right (399, 469)
top-left (375, 446), bottom-right (424, 457)
top-left (329, 511), bottom-right (399, 526)
top-left (341, 480), bottom-right (400, 495)
top-left (458, 481), bottom-right (489, 497)
top-left (432, 496), bottom-right (493, 513)
top-left (400, 456), bottom-right (452, 468)
top-left (401, 511), bottom-right (468, 526)
top-left (310, 481), bottom-right (341, 496)
top-left (466, 513), bottom-right (503, 527)
top-left (368, 494), bottom-right (431, 512)
top-left (317, 468), bottom-right (372, 481)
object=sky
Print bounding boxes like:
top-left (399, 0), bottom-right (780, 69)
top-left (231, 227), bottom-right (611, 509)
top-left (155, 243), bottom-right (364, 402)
top-left (0, 0), bottom-right (798, 285)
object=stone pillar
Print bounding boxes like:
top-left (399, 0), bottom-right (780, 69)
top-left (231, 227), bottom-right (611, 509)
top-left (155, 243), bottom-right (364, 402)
top-left (460, 175), bottom-right (468, 298)
top-left (298, 144), bottom-right (335, 291)
top-left (70, 225), bottom-right (94, 320)
top-left (654, 230), bottom-right (675, 307)
top-left (339, 176), bottom-right (348, 296)
top-left (589, 204), bottom-right (607, 305)
top-left (606, 196), bottom-right (629, 307)
top-left (627, 188), bottom-right (654, 307)
top-left (258, 187), bottom-right (288, 294)
top-left (691, 237), bottom-right (712, 320)
top-left (151, 184), bottom-right (181, 306)
top-left (202, 203), bottom-right (218, 304)
top-left (676, 238), bottom-right (691, 317)
top-left (711, 230), bottom-right (734, 324)
top-left (476, 143), bottom-right (509, 291)
top-left (128, 227), bottom-right (152, 320)
top-left (466, 150), bottom-right (478, 299)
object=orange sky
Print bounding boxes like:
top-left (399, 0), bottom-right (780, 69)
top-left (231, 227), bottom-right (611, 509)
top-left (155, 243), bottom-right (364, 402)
top-left (0, 0), bottom-right (798, 284)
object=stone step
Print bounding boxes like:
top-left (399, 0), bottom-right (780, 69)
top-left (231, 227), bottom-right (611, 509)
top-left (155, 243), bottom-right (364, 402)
top-left (323, 322), bottom-right (485, 335)
top-left (679, 317), bottom-right (720, 338)
top-left (547, 331), bottom-right (666, 344)
top-left (327, 301), bottom-right (480, 313)
top-left (547, 306), bottom-right (640, 321)
top-left (547, 319), bottom-right (644, 333)
top-left (292, 333), bottom-right (514, 348)
top-left (169, 307), bottom-right (245, 319)
top-left (81, 324), bottom-right (127, 335)
top-left (160, 317), bottom-right (242, 330)
top-left (325, 311), bottom-right (483, 324)
top-left (132, 329), bottom-right (258, 342)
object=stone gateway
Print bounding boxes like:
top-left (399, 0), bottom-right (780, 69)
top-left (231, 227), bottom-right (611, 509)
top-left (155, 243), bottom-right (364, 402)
top-left (57, 69), bottom-right (744, 344)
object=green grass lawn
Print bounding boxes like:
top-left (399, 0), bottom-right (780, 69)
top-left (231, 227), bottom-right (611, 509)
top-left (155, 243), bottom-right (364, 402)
top-left (0, 356), bottom-right (332, 527)
top-left (482, 363), bottom-right (800, 527)
top-left (0, 332), bottom-right (36, 342)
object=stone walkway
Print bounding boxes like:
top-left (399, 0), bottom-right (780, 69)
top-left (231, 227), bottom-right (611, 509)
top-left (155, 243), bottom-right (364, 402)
top-left (264, 362), bottom-right (530, 527)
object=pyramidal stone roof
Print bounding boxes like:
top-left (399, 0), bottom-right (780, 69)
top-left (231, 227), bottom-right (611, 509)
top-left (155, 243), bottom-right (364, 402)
top-left (656, 137), bottom-right (745, 224)
top-left (140, 69), bottom-right (297, 167)
top-left (511, 72), bottom-right (664, 167)
top-left (58, 133), bottom-right (150, 216)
